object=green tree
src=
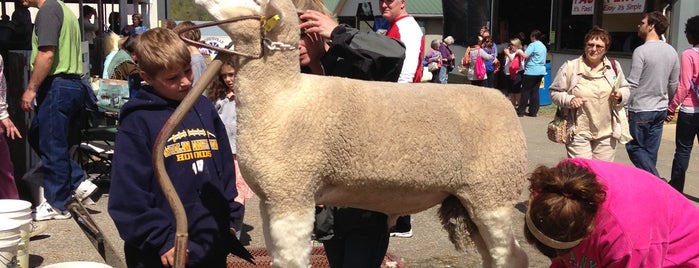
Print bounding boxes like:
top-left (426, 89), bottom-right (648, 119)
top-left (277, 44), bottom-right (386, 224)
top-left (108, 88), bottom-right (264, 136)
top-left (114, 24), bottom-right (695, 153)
top-left (169, 0), bottom-right (213, 21)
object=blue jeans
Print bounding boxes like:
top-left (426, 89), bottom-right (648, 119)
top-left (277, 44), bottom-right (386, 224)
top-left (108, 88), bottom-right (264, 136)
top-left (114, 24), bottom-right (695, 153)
top-left (625, 110), bottom-right (666, 178)
top-left (670, 112), bottom-right (699, 192)
top-left (29, 76), bottom-right (88, 211)
top-left (485, 70), bottom-right (495, 88)
top-left (438, 66), bottom-right (449, 84)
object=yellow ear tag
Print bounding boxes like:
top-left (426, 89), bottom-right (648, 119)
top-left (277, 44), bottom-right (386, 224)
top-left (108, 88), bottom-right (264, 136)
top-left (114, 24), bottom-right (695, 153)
top-left (261, 14), bottom-right (280, 32)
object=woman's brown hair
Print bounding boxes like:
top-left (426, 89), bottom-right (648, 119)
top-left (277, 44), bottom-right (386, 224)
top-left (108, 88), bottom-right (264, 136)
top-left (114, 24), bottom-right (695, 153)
top-left (584, 26), bottom-right (611, 51)
top-left (524, 161), bottom-right (606, 258)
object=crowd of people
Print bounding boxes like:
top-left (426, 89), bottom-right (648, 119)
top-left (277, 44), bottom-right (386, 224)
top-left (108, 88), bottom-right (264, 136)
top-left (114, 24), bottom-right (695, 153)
top-left (1, 0), bottom-right (699, 266)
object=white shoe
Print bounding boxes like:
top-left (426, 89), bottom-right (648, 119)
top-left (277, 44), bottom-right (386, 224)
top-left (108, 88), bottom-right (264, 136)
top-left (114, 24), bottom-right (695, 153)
top-left (29, 221), bottom-right (48, 237)
top-left (74, 179), bottom-right (98, 201)
top-left (33, 202), bottom-right (71, 221)
top-left (389, 229), bottom-right (413, 238)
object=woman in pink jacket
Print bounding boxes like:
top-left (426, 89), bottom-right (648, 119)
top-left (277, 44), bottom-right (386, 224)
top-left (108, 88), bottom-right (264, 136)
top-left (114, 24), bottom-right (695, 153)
top-left (666, 15), bottom-right (699, 193)
top-left (525, 158), bottom-right (699, 267)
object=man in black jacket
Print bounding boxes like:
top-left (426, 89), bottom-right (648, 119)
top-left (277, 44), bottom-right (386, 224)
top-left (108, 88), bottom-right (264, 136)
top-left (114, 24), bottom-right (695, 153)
top-left (298, 6), bottom-right (406, 268)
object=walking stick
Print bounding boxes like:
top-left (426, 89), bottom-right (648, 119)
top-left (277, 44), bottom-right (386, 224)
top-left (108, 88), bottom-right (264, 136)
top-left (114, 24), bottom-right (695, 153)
top-left (152, 58), bottom-right (224, 268)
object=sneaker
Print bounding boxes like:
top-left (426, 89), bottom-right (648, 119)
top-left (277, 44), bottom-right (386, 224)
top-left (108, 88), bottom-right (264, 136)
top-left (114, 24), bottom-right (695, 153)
top-left (74, 179), bottom-right (98, 202)
top-left (33, 202), bottom-right (72, 221)
top-left (29, 221), bottom-right (48, 237)
top-left (389, 229), bottom-right (413, 238)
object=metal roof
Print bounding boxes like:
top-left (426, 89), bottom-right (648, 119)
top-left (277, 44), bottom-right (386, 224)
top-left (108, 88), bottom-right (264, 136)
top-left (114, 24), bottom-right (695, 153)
top-left (325, 0), bottom-right (442, 17)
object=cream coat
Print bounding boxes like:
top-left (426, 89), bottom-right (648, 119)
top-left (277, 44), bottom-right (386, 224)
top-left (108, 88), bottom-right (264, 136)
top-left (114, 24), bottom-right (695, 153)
top-left (549, 57), bottom-right (632, 143)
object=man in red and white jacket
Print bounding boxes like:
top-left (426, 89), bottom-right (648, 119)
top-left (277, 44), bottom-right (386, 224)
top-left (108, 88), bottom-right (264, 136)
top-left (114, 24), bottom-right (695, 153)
top-left (379, 0), bottom-right (422, 238)
top-left (381, 0), bottom-right (424, 83)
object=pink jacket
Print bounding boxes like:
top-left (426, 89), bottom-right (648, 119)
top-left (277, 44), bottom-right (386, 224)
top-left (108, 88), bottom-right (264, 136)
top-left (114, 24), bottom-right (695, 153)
top-left (668, 47), bottom-right (699, 113)
top-left (550, 159), bottom-right (699, 268)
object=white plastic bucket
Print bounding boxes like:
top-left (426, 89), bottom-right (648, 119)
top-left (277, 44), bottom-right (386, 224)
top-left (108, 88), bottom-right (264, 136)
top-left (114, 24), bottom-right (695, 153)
top-left (0, 236), bottom-right (20, 267)
top-left (43, 261), bottom-right (113, 268)
top-left (0, 220), bottom-right (22, 238)
top-left (0, 200), bottom-right (32, 238)
top-left (0, 200), bottom-right (32, 214)
top-left (0, 200), bottom-right (33, 268)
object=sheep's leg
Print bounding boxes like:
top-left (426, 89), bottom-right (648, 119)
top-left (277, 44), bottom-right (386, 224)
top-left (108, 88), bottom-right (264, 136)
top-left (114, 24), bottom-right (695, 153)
top-left (467, 229), bottom-right (493, 267)
top-left (259, 200), bottom-right (315, 268)
top-left (470, 206), bottom-right (528, 268)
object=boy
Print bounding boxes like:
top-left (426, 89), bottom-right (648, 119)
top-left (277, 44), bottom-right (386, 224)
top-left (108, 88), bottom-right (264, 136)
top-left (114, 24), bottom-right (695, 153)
top-left (108, 28), bottom-right (243, 267)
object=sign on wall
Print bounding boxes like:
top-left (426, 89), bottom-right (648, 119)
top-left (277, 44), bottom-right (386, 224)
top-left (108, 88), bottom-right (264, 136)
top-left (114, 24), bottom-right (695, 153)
top-left (571, 0), bottom-right (645, 15)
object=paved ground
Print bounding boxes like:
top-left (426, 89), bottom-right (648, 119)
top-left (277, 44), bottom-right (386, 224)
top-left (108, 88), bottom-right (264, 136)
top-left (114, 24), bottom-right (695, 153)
top-left (25, 104), bottom-right (699, 268)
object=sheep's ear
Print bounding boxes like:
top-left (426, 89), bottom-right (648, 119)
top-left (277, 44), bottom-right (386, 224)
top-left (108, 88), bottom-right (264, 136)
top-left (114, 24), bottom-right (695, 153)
top-left (263, 0), bottom-right (283, 22)
top-left (195, 0), bottom-right (262, 21)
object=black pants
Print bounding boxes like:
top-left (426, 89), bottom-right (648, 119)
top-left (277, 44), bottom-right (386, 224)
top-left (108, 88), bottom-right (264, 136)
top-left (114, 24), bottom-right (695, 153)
top-left (322, 208), bottom-right (389, 268)
top-left (517, 74), bottom-right (544, 116)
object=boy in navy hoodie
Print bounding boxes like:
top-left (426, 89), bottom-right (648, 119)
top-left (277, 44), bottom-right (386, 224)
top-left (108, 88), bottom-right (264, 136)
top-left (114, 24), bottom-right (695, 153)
top-left (108, 28), bottom-right (244, 267)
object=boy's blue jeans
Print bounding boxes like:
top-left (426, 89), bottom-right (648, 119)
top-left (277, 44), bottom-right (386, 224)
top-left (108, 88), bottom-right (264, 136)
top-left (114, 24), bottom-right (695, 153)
top-left (625, 110), bottom-right (666, 178)
top-left (670, 112), bottom-right (699, 192)
top-left (29, 76), bottom-right (87, 211)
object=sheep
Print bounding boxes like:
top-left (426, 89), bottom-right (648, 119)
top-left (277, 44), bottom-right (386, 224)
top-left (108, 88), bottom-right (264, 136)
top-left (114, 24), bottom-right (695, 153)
top-left (191, 0), bottom-right (529, 267)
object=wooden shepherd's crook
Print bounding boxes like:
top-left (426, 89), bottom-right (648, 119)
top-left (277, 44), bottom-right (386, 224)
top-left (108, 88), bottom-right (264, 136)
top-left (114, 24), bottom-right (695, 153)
top-left (152, 57), bottom-right (224, 268)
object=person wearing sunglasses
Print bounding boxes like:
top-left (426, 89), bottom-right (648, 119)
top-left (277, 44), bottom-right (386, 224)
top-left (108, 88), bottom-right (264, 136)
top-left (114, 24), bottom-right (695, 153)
top-left (549, 26), bottom-right (630, 161)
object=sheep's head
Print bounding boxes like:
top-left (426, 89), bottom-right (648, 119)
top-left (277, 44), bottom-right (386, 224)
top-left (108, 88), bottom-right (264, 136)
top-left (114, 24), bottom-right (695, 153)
top-left (192, 0), bottom-right (299, 61)
top-left (194, 0), bottom-right (264, 21)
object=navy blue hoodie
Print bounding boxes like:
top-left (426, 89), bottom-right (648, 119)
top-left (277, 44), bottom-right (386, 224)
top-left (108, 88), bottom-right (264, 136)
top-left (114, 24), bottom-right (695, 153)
top-left (108, 86), bottom-right (243, 267)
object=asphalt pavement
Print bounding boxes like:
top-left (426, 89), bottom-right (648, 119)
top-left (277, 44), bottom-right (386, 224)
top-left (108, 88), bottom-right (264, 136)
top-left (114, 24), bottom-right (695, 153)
top-left (26, 104), bottom-right (699, 268)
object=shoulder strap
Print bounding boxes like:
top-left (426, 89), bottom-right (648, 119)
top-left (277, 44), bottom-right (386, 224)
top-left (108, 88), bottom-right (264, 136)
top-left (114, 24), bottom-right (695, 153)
top-left (609, 57), bottom-right (618, 76)
top-left (691, 48), bottom-right (699, 92)
top-left (565, 60), bottom-right (575, 90)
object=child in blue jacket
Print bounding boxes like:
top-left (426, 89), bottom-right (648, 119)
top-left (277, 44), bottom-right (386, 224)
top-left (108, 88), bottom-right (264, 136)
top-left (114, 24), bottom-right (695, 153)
top-left (108, 28), bottom-right (243, 267)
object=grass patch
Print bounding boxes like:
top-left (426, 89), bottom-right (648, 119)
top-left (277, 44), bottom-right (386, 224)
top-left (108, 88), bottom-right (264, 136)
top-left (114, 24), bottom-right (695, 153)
top-left (538, 104), bottom-right (557, 118)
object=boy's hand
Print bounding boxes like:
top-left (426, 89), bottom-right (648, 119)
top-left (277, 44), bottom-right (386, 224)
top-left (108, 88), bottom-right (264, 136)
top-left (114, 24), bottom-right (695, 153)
top-left (161, 247), bottom-right (188, 267)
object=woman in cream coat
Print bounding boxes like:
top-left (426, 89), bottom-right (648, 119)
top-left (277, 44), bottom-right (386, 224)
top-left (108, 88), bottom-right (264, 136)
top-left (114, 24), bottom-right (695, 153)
top-left (549, 26), bottom-right (631, 161)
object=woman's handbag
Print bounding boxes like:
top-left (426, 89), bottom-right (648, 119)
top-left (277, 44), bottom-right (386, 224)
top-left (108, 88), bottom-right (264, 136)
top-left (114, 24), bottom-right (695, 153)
top-left (457, 63), bottom-right (468, 75)
top-left (427, 61), bottom-right (440, 72)
top-left (547, 107), bottom-right (575, 144)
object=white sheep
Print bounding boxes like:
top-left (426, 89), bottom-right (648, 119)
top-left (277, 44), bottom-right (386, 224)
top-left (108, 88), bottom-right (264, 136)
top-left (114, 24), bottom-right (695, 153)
top-left (192, 0), bottom-right (529, 267)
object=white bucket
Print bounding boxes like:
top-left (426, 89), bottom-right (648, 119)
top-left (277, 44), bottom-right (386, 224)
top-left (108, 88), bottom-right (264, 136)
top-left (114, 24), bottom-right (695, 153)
top-left (0, 200), bottom-right (32, 214)
top-left (0, 200), bottom-right (32, 236)
top-left (0, 220), bottom-right (22, 238)
top-left (0, 235), bottom-right (20, 267)
top-left (0, 200), bottom-right (33, 268)
top-left (43, 261), bottom-right (113, 268)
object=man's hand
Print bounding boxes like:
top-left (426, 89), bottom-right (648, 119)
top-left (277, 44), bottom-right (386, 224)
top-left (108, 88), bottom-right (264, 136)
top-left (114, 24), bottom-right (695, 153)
top-left (22, 46), bottom-right (56, 112)
top-left (21, 90), bottom-right (36, 112)
top-left (299, 10), bottom-right (338, 40)
top-left (1, 118), bottom-right (22, 140)
top-left (666, 110), bottom-right (675, 122)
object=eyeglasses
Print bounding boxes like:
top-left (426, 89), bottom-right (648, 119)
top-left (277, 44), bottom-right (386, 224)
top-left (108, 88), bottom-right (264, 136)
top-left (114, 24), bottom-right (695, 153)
top-left (585, 43), bottom-right (605, 51)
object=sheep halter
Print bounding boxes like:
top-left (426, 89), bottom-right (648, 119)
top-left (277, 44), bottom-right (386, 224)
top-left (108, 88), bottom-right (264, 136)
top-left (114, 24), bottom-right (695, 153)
top-left (524, 209), bottom-right (583, 250)
top-left (177, 14), bottom-right (296, 59)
